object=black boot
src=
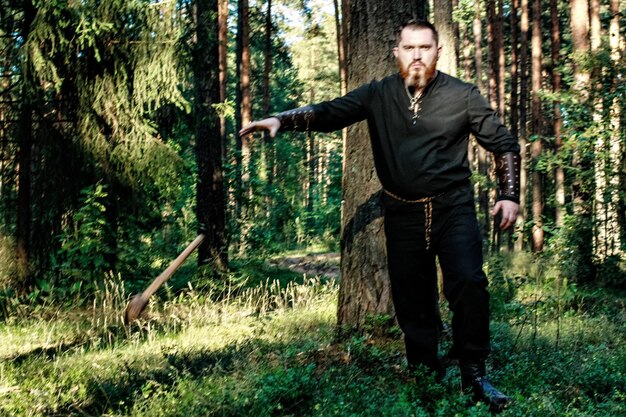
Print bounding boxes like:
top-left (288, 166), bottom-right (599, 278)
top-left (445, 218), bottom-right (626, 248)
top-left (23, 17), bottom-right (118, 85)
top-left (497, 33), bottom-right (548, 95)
top-left (460, 361), bottom-right (512, 413)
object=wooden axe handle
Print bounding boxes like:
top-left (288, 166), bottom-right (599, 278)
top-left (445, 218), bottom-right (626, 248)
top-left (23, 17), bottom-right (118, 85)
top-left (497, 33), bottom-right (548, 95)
top-left (141, 234), bottom-right (205, 299)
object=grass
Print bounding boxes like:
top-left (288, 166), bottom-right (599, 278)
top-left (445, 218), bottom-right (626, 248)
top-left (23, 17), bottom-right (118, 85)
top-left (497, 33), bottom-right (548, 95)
top-left (0, 253), bottom-right (625, 416)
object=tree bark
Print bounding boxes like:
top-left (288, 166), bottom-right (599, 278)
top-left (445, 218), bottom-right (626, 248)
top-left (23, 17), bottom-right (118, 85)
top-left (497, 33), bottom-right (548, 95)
top-left (486, 0), bottom-right (500, 113)
top-left (262, 0), bottom-right (274, 214)
top-left (551, 0), bottom-right (564, 228)
top-left (194, 0), bottom-right (228, 273)
top-left (337, 0), bottom-right (427, 331)
top-left (235, 0), bottom-right (251, 252)
top-left (16, 0), bottom-right (37, 290)
top-left (515, 0), bottom-right (530, 251)
top-left (590, 0), bottom-right (620, 260)
top-left (530, 0), bottom-right (544, 252)
top-left (486, 0), bottom-right (502, 250)
top-left (570, 0), bottom-right (590, 94)
top-left (433, 0), bottom-right (457, 76)
top-left (334, 0), bottom-right (348, 96)
top-left (510, 0), bottom-right (519, 155)
top-left (218, 0), bottom-right (228, 159)
top-left (473, 4), bottom-right (490, 242)
top-left (497, 0), bottom-right (506, 119)
top-left (606, 0), bottom-right (622, 257)
top-left (569, 0), bottom-right (589, 216)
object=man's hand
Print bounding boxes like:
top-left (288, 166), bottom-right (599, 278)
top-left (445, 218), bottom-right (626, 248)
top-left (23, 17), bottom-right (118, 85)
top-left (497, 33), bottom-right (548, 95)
top-left (493, 200), bottom-right (519, 230)
top-left (239, 117), bottom-right (281, 138)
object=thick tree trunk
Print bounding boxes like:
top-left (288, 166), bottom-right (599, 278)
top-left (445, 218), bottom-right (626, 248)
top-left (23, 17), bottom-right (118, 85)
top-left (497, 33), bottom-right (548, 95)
top-left (433, 0), bottom-right (457, 76)
top-left (531, 0), bottom-right (543, 252)
top-left (337, 0), bottom-right (427, 331)
top-left (194, 0), bottom-right (228, 273)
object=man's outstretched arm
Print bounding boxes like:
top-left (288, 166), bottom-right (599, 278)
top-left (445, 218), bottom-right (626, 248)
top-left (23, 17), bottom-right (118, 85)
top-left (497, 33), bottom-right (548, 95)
top-left (239, 105), bottom-right (317, 137)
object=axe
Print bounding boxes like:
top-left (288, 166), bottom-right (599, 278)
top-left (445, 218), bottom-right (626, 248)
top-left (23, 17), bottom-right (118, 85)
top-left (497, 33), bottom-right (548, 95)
top-left (124, 234), bottom-right (205, 325)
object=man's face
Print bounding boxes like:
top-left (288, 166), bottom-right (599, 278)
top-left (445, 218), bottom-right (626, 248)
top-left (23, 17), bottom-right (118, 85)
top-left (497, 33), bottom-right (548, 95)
top-left (393, 27), bottom-right (441, 88)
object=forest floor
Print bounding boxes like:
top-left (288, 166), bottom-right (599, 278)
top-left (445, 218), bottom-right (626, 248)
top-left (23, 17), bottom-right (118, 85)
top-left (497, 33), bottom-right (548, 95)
top-left (1, 251), bottom-right (625, 416)
top-left (268, 251), bottom-right (340, 279)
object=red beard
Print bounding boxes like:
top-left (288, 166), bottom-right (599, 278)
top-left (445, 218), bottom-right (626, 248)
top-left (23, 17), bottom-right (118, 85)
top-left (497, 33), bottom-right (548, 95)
top-left (398, 58), bottom-right (437, 89)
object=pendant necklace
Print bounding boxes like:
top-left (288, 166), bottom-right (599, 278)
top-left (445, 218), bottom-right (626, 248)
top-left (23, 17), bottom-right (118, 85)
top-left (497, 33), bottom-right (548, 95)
top-left (405, 86), bottom-right (423, 125)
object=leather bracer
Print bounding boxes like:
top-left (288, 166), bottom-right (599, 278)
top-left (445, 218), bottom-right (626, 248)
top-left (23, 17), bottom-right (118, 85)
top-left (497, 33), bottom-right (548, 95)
top-left (495, 152), bottom-right (521, 204)
top-left (274, 106), bottom-right (315, 131)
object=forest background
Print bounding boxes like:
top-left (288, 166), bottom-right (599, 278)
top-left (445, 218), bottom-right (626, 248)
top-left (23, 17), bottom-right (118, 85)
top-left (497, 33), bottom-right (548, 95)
top-left (0, 0), bottom-right (625, 416)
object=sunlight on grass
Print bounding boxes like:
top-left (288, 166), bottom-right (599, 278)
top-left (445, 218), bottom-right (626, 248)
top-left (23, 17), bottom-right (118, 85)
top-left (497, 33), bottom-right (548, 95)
top-left (1, 257), bottom-right (625, 417)
top-left (0, 274), bottom-right (339, 416)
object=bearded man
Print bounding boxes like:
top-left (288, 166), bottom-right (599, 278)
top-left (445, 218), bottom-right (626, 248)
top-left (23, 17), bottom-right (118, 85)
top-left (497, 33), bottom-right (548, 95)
top-left (240, 20), bottom-right (519, 412)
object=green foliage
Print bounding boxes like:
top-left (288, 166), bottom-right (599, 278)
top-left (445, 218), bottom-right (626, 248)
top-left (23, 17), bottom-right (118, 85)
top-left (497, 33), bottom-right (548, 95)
top-left (55, 182), bottom-right (112, 285)
top-left (29, 0), bottom-right (188, 189)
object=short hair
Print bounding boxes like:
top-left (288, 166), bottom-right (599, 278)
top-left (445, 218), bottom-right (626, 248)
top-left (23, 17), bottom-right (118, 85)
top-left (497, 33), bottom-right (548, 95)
top-left (396, 20), bottom-right (439, 45)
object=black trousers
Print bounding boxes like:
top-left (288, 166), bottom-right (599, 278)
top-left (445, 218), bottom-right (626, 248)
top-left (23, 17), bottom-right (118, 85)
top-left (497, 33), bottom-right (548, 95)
top-left (382, 183), bottom-right (490, 374)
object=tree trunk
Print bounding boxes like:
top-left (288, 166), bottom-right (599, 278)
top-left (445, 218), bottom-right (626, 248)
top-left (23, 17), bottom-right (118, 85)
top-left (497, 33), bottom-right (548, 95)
top-left (194, 0), bottom-right (228, 273)
top-left (473, 4), bottom-right (490, 242)
top-left (530, 0), bottom-right (543, 252)
top-left (262, 0), bottom-right (273, 215)
top-left (462, 23), bottom-right (475, 175)
top-left (334, 0), bottom-right (348, 96)
top-left (235, 0), bottom-right (251, 252)
top-left (510, 0), bottom-right (519, 160)
top-left (497, 0), bottom-right (505, 119)
top-left (570, 0), bottom-right (590, 93)
top-left (472, 4), bottom-right (485, 94)
top-left (337, 0), bottom-right (427, 331)
top-left (515, 0), bottom-right (529, 252)
top-left (551, 0), bottom-right (564, 228)
top-left (589, 0), bottom-right (602, 257)
top-left (606, 0), bottom-right (622, 257)
top-left (569, 0), bottom-right (590, 215)
top-left (462, 24), bottom-right (472, 82)
top-left (16, 0), bottom-right (37, 290)
top-left (486, 0), bottom-right (500, 112)
top-left (590, 0), bottom-right (620, 260)
top-left (433, 0), bottom-right (457, 76)
top-left (218, 0), bottom-right (228, 160)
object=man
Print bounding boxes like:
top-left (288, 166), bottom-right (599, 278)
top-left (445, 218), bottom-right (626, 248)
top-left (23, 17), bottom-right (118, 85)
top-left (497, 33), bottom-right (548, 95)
top-left (240, 20), bottom-right (519, 412)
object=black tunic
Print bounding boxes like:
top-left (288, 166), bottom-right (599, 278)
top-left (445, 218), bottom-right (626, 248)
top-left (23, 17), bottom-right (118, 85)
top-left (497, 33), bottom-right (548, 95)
top-left (300, 71), bottom-right (520, 201)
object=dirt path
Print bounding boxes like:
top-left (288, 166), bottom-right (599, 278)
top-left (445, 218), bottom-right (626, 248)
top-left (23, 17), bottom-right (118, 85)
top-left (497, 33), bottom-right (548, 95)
top-left (268, 252), bottom-right (340, 279)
